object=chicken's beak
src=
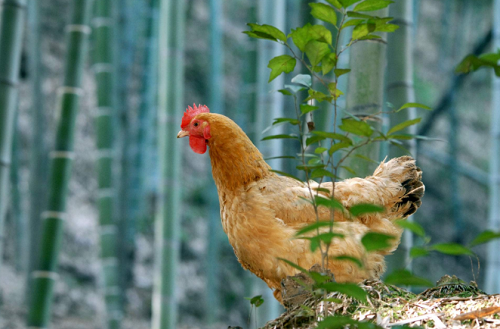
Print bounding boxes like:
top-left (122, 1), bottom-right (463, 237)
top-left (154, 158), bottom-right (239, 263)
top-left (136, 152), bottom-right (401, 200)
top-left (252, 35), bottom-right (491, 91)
top-left (177, 130), bottom-right (189, 138)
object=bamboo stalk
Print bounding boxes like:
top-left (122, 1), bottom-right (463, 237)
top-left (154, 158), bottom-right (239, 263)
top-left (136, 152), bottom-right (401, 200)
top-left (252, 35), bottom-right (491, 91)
top-left (152, 0), bottom-right (185, 328)
top-left (92, 0), bottom-right (122, 327)
top-left (485, 0), bottom-right (500, 295)
top-left (137, 0), bottom-right (159, 230)
top-left (27, 0), bottom-right (48, 295)
top-left (0, 0), bottom-right (27, 274)
top-left (385, 0), bottom-right (416, 273)
top-left (342, 8), bottom-right (388, 177)
top-left (205, 0), bottom-right (223, 325)
top-left (27, 0), bottom-right (91, 327)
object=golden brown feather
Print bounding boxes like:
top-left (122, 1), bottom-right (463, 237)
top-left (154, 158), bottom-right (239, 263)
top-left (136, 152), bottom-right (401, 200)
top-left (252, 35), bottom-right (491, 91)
top-left (191, 113), bottom-right (425, 303)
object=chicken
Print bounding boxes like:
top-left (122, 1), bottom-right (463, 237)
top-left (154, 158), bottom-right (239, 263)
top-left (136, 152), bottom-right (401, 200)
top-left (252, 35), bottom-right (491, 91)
top-left (177, 104), bottom-right (425, 303)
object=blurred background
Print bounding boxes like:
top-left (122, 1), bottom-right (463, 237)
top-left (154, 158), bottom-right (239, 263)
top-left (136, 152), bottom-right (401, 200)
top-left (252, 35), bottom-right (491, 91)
top-left (0, 0), bottom-right (498, 328)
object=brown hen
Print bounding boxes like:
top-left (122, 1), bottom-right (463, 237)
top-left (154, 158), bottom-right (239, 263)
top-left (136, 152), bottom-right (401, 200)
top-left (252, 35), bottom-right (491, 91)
top-left (177, 105), bottom-right (424, 303)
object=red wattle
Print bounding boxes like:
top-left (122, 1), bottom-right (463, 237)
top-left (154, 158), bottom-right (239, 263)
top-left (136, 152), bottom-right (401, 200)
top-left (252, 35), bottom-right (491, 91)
top-left (189, 136), bottom-right (207, 154)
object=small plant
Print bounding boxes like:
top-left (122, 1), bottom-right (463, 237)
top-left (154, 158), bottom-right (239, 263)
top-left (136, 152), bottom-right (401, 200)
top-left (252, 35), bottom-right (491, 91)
top-left (244, 0), bottom-right (500, 326)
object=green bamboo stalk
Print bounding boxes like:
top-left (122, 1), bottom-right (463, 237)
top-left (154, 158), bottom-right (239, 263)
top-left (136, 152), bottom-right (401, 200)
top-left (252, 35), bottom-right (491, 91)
top-left (27, 0), bottom-right (91, 327)
top-left (250, 0), bottom-right (285, 326)
top-left (385, 0), bottom-right (416, 273)
top-left (27, 0), bottom-right (48, 293)
top-left (0, 0), bottom-right (27, 274)
top-left (485, 0), bottom-right (500, 294)
top-left (137, 0), bottom-right (159, 228)
top-left (343, 8), bottom-right (388, 177)
top-left (206, 0), bottom-right (223, 325)
top-left (152, 0), bottom-right (185, 328)
top-left (11, 111), bottom-right (27, 272)
top-left (92, 0), bottom-right (122, 327)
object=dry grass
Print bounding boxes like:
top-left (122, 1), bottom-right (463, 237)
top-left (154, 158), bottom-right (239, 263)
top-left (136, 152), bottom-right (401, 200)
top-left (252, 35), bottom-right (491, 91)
top-left (262, 280), bottom-right (500, 329)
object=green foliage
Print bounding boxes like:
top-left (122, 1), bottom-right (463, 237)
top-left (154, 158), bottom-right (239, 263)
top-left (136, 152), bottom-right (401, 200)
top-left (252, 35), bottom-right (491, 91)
top-left (309, 3), bottom-right (337, 26)
top-left (469, 230), bottom-right (500, 247)
top-left (267, 55), bottom-right (296, 82)
top-left (349, 204), bottom-right (384, 216)
top-left (317, 316), bottom-right (381, 329)
top-left (430, 243), bottom-right (474, 256)
top-left (244, 295), bottom-right (265, 307)
top-left (361, 232), bottom-right (395, 251)
top-left (385, 270), bottom-right (433, 287)
top-left (316, 282), bottom-right (368, 302)
top-left (455, 50), bottom-right (500, 77)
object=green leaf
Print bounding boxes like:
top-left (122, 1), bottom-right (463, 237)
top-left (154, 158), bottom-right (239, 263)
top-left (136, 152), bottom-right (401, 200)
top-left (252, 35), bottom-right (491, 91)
top-left (332, 255), bottom-right (363, 268)
top-left (278, 89), bottom-right (293, 96)
top-left (289, 24), bottom-right (313, 52)
top-left (355, 154), bottom-right (378, 163)
top-left (395, 220), bottom-right (426, 237)
top-left (305, 40), bottom-right (331, 67)
top-left (347, 11), bottom-right (375, 18)
top-left (470, 230), bottom-right (500, 247)
top-left (270, 170), bottom-right (303, 182)
top-left (430, 243), bottom-right (474, 256)
top-left (316, 282), bottom-right (368, 302)
top-left (342, 19), bottom-right (364, 28)
top-left (321, 53), bottom-right (337, 75)
top-left (361, 232), bottom-right (394, 251)
top-left (317, 316), bottom-right (381, 329)
top-left (339, 118), bottom-right (373, 137)
top-left (314, 196), bottom-right (344, 211)
top-left (410, 246), bottom-right (429, 259)
top-left (291, 74), bottom-right (312, 87)
top-left (300, 104), bottom-right (319, 115)
top-left (305, 89), bottom-right (332, 103)
top-left (246, 23), bottom-right (287, 42)
top-left (329, 142), bottom-right (351, 156)
top-left (309, 25), bottom-right (333, 45)
top-left (327, 82), bottom-right (344, 99)
top-left (312, 131), bottom-right (353, 144)
top-left (267, 55), bottom-right (296, 82)
top-left (295, 221), bottom-right (335, 236)
top-left (396, 102), bottom-right (432, 112)
top-left (384, 269), bottom-right (433, 287)
top-left (243, 31), bottom-right (278, 41)
top-left (358, 34), bottom-right (382, 40)
top-left (244, 295), bottom-right (265, 307)
top-left (334, 68), bottom-right (351, 77)
top-left (387, 118), bottom-right (421, 135)
top-left (278, 258), bottom-right (308, 273)
top-left (341, 166), bottom-right (357, 176)
top-left (339, 0), bottom-right (363, 8)
top-left (262, 134), bottom-right (299, 141)
top-left (264, 155), bottom-right (295, 161)
top-left (352, 23), bottom-right (370, 40)
top-left (307, 232), bottom-right (345, 252)
top-left (309, 3), bottom-right (337, 26)
top-left (354, 0), bottom-right (394, 12)
top-left (308, 271), bottom-right (331, 284)
top-left (273, 117), bottom-right (300, 125)
top-left (350, 204), bottom-right (385, 216)
top-left (374, 23), bottom-right (399, 32)
top-left (315, 147), bottom-right (328, 154)
top-left (326, 0), bottom-right (343, 9)
top-left (311, 168), bottom-right (337, 180)
top-left (306, 135), bottom-right (325, 146)
top-left (285, 84), bottom-right (305, 93)
top-left (456, 51), bottom-right (500, 77)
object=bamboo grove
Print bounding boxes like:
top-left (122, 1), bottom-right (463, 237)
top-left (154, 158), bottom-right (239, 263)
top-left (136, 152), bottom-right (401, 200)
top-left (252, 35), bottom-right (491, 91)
top-left (0, 0), bottom-right (498, 328)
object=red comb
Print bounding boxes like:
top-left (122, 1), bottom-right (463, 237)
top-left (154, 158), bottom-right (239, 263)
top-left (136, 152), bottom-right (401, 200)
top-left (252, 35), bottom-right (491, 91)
top-left (181, 104), bottom-right (210, 128)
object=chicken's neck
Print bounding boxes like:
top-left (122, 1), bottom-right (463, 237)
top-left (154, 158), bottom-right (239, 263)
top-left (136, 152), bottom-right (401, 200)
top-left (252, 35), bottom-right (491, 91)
top-left (208, 133), bottom-right (273, 192)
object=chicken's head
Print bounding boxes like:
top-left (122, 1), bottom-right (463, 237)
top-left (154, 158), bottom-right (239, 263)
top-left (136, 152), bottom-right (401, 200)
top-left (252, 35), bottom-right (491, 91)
top-left (177, 104), bottom-right (211, 154)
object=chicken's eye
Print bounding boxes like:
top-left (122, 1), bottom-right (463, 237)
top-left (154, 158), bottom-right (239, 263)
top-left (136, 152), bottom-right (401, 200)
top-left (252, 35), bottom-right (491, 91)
top-left (194, 122), bottom-right (199, 127)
